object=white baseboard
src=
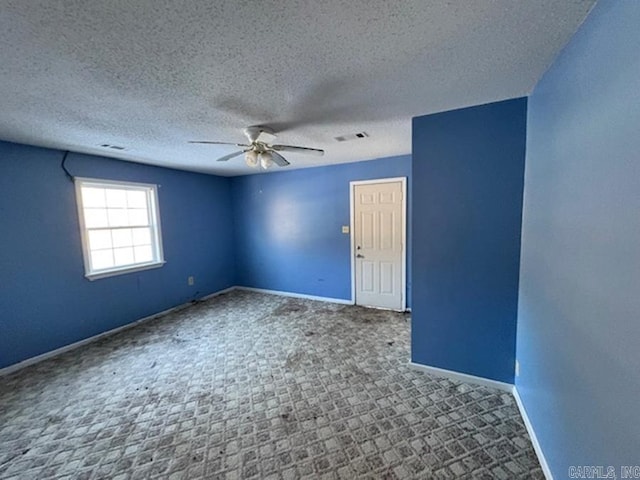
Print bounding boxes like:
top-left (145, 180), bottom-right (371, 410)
top-left (236, 285), bottom-right (412, 312)
top-left (235, 286), bottom-right (354, 305)
top-left (512, 386), bottom-right (554, 480)
top-left (409, 361), bottom-right (552, 478)
top-left (200, 286), bottom-right (236, 301)
top-left (0, 285), bottom-right (236, 377)
top-left (409, 361), bottom-right (514, 392)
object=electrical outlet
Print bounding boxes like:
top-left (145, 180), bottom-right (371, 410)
top-left (188, 276), bottom-right (195, 286)
top-left (515, 360), bottom-right (520, 377)
top-left (342, 226), bottom-right (350, 234)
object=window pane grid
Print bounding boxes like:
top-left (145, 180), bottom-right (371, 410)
top-left (82, 209), bottom-right (151, 228)
top-left (87, 225), bottom-right (156, 270)
top-left (77, 180), bottom-right (163, 277)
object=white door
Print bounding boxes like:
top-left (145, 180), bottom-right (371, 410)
top-left (352, 178), bottom-right (405, 311)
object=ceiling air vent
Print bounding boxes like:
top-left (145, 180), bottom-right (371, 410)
top-left (334, 132), bottom-right (369, 142)
top-left (100, 144), bottom-right (126, 151)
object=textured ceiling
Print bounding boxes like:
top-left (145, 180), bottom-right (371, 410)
top-left (0, 0), bottom-right (595, 176)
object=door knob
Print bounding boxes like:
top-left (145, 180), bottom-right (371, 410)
top-left (356, 254), bottom-right (364, 258)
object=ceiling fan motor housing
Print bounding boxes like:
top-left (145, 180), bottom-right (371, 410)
top-left (244, 125), bottom-right (276, 143)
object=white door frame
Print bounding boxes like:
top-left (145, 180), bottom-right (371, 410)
top-left (349, 177), bottom-right (407, 311)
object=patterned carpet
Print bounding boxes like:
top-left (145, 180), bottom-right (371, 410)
top-left (0, 290), bottom-right (543, 479)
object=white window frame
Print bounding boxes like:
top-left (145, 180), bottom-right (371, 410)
top-left (74, 177), bottom-right (165, 280)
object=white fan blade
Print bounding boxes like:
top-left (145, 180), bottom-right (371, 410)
top-left (271, 144), bottom-right (324, 156)
top-left (270, 151), bottom-right (290, 167)
top-left (216, 150), bottom-right (246, 162)
top-left (189, 141), bottom-right (250, 147)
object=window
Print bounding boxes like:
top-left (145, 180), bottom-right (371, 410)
top-left (75, 178), bottom-right (164, 280)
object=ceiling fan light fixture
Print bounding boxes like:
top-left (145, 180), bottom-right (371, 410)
top-left (190, 127), bottom-right (324, 168)
top-left (259, 151), bottom-right (273, 169)
top-left (245, 150), bottom-right (258, 167)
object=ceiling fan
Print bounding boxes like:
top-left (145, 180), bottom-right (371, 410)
top-left (189, 126), bottom-right (324, 169)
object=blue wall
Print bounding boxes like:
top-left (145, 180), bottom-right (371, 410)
top-left (232, 155), bottom-right (411, 305)
top-left (0, 141), bottom-right (235, 369)
top-left (517, 0), bottom-right (640, 475)
top-left (411, 98), bottom-right (526, 384)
